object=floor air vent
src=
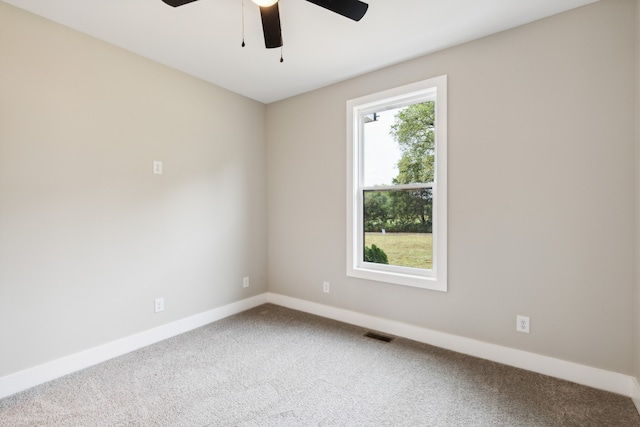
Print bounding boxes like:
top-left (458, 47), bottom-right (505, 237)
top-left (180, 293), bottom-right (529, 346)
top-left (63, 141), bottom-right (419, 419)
top-left (364, 331), bottom-right (394, 343)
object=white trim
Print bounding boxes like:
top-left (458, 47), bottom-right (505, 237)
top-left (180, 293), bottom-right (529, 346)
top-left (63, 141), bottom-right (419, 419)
top-left (0, 294), bottom-right (267, 399)
top-left (362, 183), bottom-right (433, 192)
top-left (267, 293), bottom-right (638, 399)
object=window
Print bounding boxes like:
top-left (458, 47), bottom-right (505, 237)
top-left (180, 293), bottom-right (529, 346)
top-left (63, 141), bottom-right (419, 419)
top-left (346, 75), bottom-right (447, 291)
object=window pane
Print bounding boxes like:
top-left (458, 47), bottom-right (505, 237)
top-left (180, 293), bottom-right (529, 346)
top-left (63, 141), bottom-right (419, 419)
top-left (362, 102), bottom-right (435, 187)
top-left (363, 188), bottom-right (433, 270)
top-left (362, 108), bottom-right (402, 187)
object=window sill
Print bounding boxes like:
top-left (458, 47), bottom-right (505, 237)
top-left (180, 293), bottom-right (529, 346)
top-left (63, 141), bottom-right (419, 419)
top-left (347, 264), bottom-right (447, 292)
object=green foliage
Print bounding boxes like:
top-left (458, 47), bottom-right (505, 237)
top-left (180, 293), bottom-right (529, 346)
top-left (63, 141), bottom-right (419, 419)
top-left (386, 101), bottom-right (435, 232)
top-left (389, 101), bottom-right (435, 185)
top-left (363, 191), bottom-right (390, 232)
top-left (363, 189), bottom-right (432, 233)
top-left (388, 188), bottom-right (432, 233)
top-left (364, 244), bottom-right (389, 264)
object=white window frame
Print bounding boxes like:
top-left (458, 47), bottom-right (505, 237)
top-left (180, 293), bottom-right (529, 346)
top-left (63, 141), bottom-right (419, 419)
top-left (346, 75), bottom-right (447, 291)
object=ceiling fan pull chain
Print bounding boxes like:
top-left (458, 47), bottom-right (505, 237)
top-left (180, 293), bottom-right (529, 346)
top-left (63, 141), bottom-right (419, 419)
top-left (279, 20), bottom-right (283, 62)
top-left (241, 0), bottom-right (246, 47)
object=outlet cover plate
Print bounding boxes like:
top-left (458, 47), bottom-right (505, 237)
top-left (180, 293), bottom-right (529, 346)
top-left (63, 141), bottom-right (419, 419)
top-left (323, 282), bottom-right (330, 293)
top-left (155, 297), bottom-right (165, 313)
top-left (516, 315), bottom-right (530, 333)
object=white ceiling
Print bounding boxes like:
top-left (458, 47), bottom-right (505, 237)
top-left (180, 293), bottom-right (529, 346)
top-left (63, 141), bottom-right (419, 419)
top-left (4, 0), bottom-right (598, 104)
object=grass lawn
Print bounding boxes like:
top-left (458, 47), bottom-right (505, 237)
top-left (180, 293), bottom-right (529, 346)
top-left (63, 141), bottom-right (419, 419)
top-left (364, 232), bottom-right (433, 270)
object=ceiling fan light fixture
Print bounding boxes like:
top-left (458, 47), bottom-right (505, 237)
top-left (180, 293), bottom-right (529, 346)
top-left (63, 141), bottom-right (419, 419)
top-left (162, 0), bottom-right (368, 55)
top-left (252, 0), bottom-right (278, 7)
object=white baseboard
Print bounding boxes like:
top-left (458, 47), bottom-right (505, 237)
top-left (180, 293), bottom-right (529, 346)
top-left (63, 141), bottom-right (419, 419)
top-left (267, 293), bottom-right (638, 399)
top-left (632, 378), bottom-right (640, 414)
top-left (3, 291), bottom-right (637, 406)
top-left (0, 294), bottom-right (268, 400)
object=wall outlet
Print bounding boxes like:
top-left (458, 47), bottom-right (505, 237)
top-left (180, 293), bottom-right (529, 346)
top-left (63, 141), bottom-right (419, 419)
top-left (516, 315), bottom-right (530, 333)
top-left (243, 277), bottom-right (250, 288)
top-left (155, 297), bottom-right (165, 313)
top-left (323, 281), bottom-right (330, 293)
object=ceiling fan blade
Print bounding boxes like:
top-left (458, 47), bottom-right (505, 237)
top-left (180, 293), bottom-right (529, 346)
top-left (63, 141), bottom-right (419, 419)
top-left (305, 0), bottom-right (368, 21)
top-left (259, 3), bottom-right (283, 49)
top-left (160, 0), bottom-right (199, 7)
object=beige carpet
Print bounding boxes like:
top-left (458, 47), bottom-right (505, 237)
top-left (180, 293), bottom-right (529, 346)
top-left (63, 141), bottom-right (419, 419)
top-left (1, 304), bottom-right (639, 426)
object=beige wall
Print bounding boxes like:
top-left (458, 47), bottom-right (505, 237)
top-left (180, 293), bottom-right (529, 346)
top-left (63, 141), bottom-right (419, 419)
top-left (0, 3), bottom-right (267, 376)
top-left (267, 0), bottom-right (636, 374)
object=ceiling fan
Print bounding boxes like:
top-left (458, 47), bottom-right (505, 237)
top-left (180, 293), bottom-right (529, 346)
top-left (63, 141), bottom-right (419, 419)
top-left (160, 0), bottom-right (369, 51)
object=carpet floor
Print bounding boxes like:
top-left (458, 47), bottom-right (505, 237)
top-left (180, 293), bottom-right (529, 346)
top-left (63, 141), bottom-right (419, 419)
top-left (1, 303), bottom-right (639, 426)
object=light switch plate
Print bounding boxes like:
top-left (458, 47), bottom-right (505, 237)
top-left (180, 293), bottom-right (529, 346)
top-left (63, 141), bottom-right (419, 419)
top-left (153, 160), bottom-right (163, 175)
